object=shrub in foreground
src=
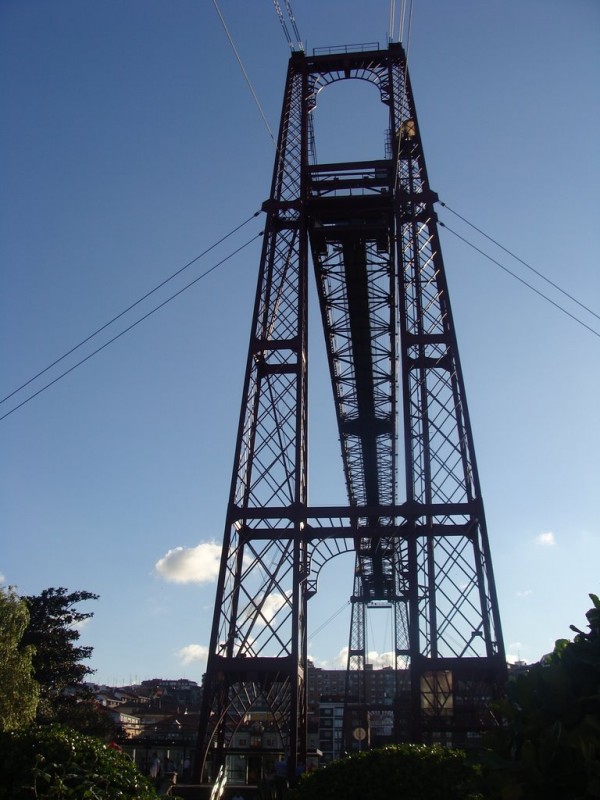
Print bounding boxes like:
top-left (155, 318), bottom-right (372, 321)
top-left (0, 725), bottom-right (159, 800)
top-left (481, 593), bottom-right (600, 799)
top-left (287, 744), bottom-right (481, 800)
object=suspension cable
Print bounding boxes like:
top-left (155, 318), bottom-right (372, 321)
top-left (403, 0), bottom-right (415, 59)
top-left (272, 0), bottom-right (293, 50)
top-left (283, 0), bottom-right (303, 50)
top-left (398, 0), bottom-right (414, 48)
top-left (0, 232), bottom-right (264, 423)
top-left (212, 0), bottom-right (276, 146)
top-left (311, 600), bottom-right (351, 639)
top-left (439, 221), bottom-right (600, 339)
top-left (393, 0), bottom-right (415, 193)
top-left (273, 0), bottom-right (303, 52)
top-left (440, 201), bottom-right (600, 324)
top-left (1, 211), bottom-right (261, 407)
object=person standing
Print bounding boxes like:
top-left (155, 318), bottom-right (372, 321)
top-left (149, 752), bottom-right (160, 784)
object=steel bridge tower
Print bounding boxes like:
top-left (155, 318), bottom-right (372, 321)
top-left (196, 43), bottom-right (505, 780)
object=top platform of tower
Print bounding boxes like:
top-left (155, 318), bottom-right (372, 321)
top-left (312, 42), bottom-right (382, 56)
top-left (288, 40), bottom-right (405, 69)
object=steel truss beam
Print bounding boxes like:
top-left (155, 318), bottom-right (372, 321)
top-left (196, 44), bottom-right (505, 780)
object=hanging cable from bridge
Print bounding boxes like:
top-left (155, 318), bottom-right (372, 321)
top-left (273, 0), bottom-right (304, 52)
top-left (402, 0), bottom-right (414, 55)
top-left (393, 0), bottom-right (415, 191)
top-left (283, 1), bottom-right (303, 50)
top-left (1, 210), bottom-right (262, 407)
top-left (272, 0), bottom-right (293, 50)
top-left (311, 600), bottom-right (351, 639)
top-left (440, 201), bottom-right (600, 324)
top-left (439, 220), bottom-right (600, 339)
top-left (0, 231), bottom-right (264, 422)
top-left (212, 0), bottom-right (277, 146)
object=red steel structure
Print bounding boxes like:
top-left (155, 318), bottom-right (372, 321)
top-left (196, 42), bottom-right (505, 779)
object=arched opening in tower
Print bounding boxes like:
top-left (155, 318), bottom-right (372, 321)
top-left (310, 79), bottom-right (389, 165)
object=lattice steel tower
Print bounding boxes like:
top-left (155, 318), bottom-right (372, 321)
top-left (196, 43), bottom-right (505, 779)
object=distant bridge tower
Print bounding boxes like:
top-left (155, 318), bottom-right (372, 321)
top-left (196, 43), bottom-right (505, 780)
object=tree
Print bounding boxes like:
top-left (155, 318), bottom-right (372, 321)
top-left (482, 593), bottom-right (600, 799)
top-left (21, 588), bottom-right (99, 725)
top-left (0, 587), bottom-right (39, 731)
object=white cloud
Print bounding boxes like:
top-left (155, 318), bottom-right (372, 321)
top-left (331, 647), bottom-right (397, 669)
top-left (264, 591), bottom-right (289, 619)
top-left (154, 541), bottom-right (221, 584)
top-left (251, 591), bottom-right (291, 627)
top-left (516, 589), bottom-right (533, 598)
top-left (506, 642), bottom-right (524, 664)
top-left (307, 653), bottom-right (330, 669)
top-left (367, 650), bottom-right (395, 668)
top-left (177, 644), bottom-right (209, 666)
top-left (536, 531), bottom-right (556, 547)
top-left (334, 647), bottom-right (348, 667)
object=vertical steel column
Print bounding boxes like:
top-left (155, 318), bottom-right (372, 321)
top-left (390, 45), bottom-right (506, 740)
top-left (342, 558), bottom-right (367, 753)
top-left (196, 52), bottom-right (309, 780)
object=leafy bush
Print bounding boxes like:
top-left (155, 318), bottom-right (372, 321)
top-left (0, 725), bottom-right (159, 799)
top-left (287, 744), bottom-right (481, 800)
top-left (481, 593), bottom-right (600, 799)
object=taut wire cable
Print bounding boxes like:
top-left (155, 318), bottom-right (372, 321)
top-left (439, 221), bottom-right (600, 339)
top-left (283, 0), bottom-right (303, 50)
top-left (212, 0), bottom-right (277, 147)
top-left (0, 232), bottom-right (264, 422)
top-left (273, 0), bottom-right (293, 49)
top-left (440, 201), bottom-right (600, 324)
top-left (1, 211), bottom-right (261, 407)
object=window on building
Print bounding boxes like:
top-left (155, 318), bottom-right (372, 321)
top-left (421, 670), bottom-right (453, 717)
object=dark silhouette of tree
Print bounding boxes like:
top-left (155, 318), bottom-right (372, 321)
top-left (20, 587), bottom-right (113, 735)
top-left (22, 587), bottom-right (98, 700)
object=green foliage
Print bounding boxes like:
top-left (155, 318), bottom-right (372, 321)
top-left (481, 593), bottom-right (600, 799)
top-left (286, 744), bottom-right (481, 800)
top-left (21, 588), bottom-right (98, 724)
top-left (0, 725), bottom-right (159, 800)
top-left (0, 587), bottom-right (39, 731)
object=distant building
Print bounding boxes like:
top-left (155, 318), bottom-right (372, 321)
top-left (86, 660), bottom-right (507, 783)
top-left (316, 697), bottom-right (345, 763)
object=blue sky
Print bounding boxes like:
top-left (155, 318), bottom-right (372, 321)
top-left (1, 0), bottom-right (599, 685)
